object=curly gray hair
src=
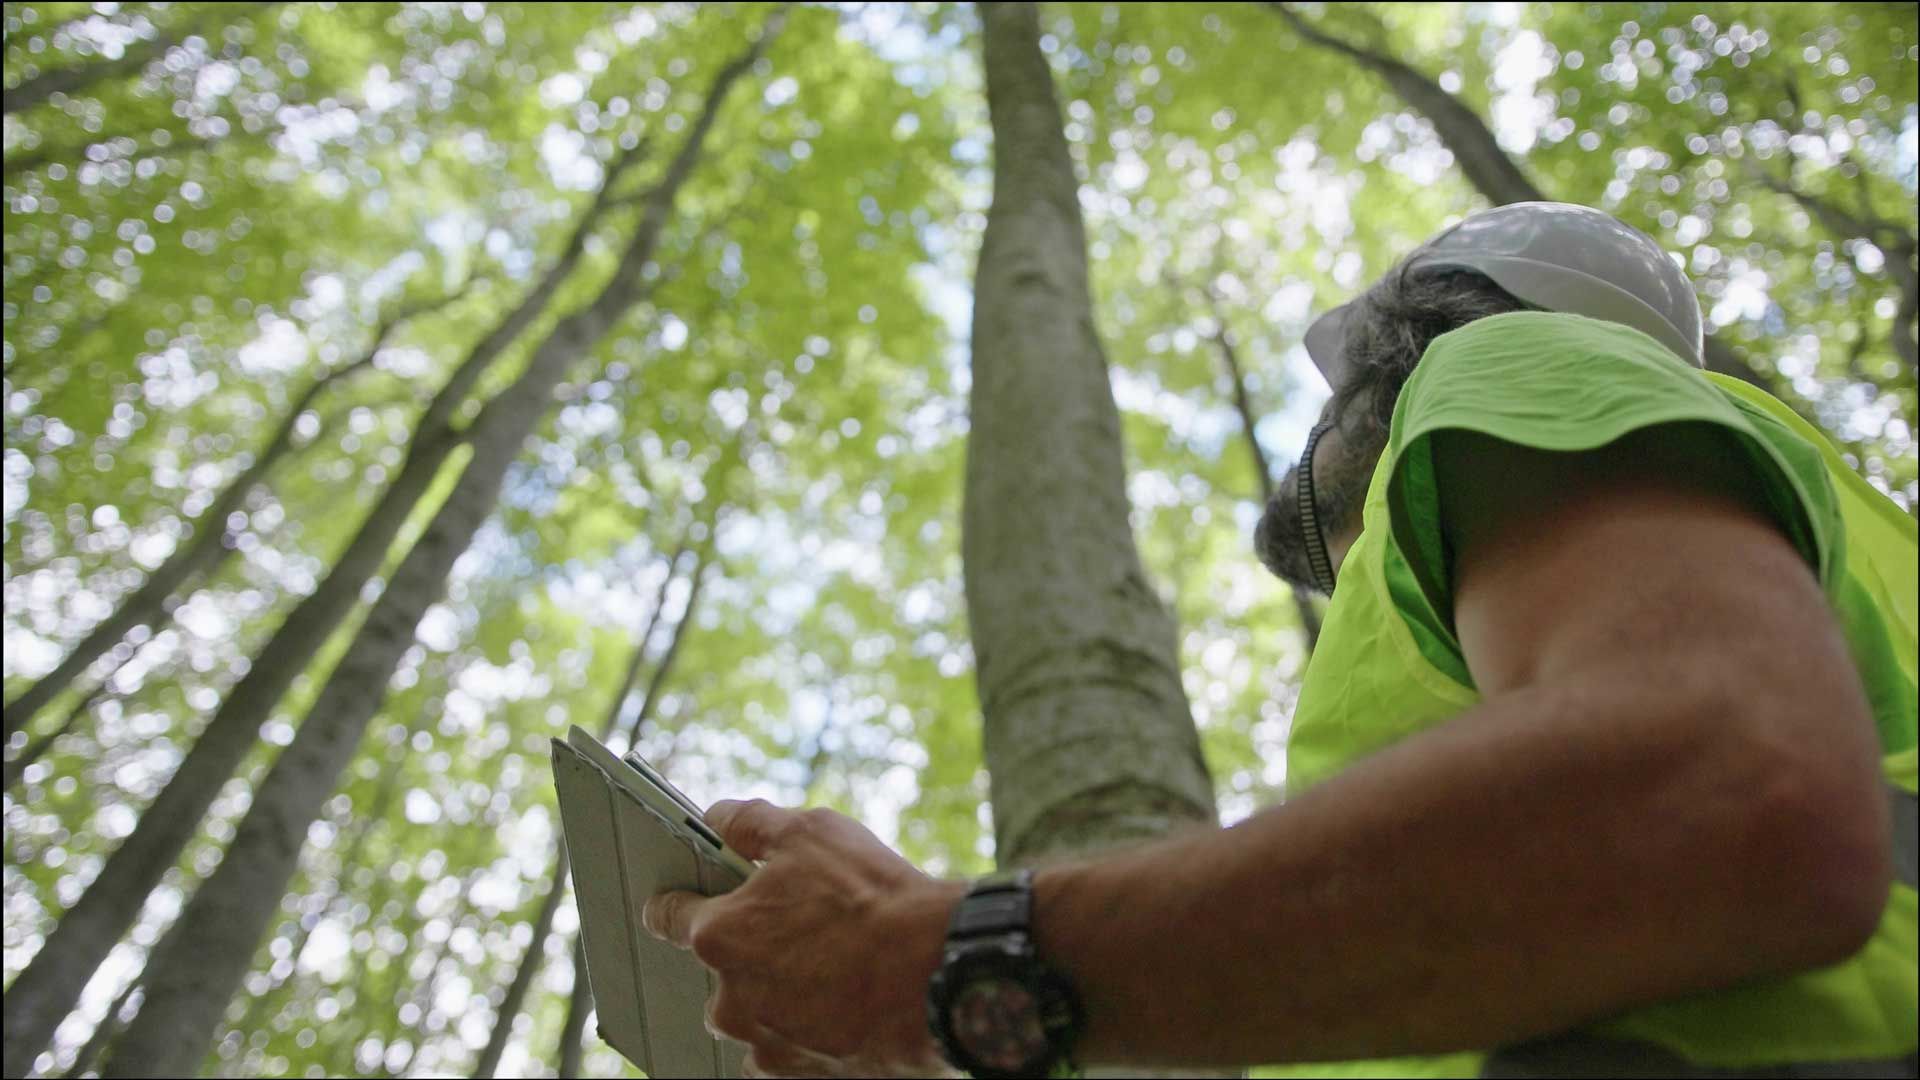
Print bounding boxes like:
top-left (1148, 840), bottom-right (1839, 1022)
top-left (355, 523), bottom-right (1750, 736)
top-left (1253, 267), bottom-right (1528, 590)
top-left (1327, 266), bottom-right (1531, 441)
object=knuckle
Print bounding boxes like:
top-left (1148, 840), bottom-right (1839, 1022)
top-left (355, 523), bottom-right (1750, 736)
top-left (687, 920), bottom-right (731, 967)
top-left (705, 991), bottom-right (755, 1042)
top-left (796, 806), bottom-right (839, 837)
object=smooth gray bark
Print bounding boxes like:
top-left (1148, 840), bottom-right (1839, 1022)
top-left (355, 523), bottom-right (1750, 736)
top-left (967, 2), bottom-right (1216, 868)
top-left (1270, 2), bottom-right (1775, 391)
top-left (1, 290), bottom-right (450, 739)
top-left (100, 20), bottom-right (781, 1075)
top-left (0, 128), bottom-right (644, 1080)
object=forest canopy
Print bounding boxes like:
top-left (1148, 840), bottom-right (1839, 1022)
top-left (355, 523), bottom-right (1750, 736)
top-left (4, 2), bottom-right (1916, 1077)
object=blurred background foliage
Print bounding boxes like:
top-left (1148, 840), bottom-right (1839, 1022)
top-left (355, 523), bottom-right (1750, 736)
top-left (3, 2), bottom-right (1914, 1077)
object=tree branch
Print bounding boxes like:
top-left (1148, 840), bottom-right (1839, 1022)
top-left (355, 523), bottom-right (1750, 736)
top-left (1269, 2), bottom-right (1545, 206)
top-left (1747, 159), bottom-right (1919, 376)
top-left (1269, 2), bottom-right (1786, 392)
top-left (3, 3), bottom-right (283, 117)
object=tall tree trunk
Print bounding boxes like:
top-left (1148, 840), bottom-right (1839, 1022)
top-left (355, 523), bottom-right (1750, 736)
top-left (555, 935), bottom-right (593, 1079)
top-left (1268, 3), bottom-right (1776, 391)
top-left (1197, 283), bottom-right (1322, 651)
top-left (2, 288), bottom-right (449, 739)
top-left (100, 19), bottom-right (782, 1075)
top-left (967, 1), bottom-right (1216, 870)
top-left (2, 3), bottom-right (282, 117)
top-left (479, 539), bottom-right (707, 1076)
top-left (0, 133), bottom-right (644, 1080)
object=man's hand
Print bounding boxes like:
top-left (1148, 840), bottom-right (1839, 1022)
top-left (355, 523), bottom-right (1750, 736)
top-left (642, 799), bottom-right (967, 1078)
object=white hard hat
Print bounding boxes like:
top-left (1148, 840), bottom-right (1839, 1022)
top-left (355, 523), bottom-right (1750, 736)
top-left (1303, 202), bottom-right (1705, 388)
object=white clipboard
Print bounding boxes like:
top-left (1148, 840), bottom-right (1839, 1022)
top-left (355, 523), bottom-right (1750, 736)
top-left (551, 726), bottom-right (753, 1078)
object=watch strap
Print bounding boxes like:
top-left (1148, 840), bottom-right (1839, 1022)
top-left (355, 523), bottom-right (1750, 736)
top-left (947, 868), bottom-right (1034, 940)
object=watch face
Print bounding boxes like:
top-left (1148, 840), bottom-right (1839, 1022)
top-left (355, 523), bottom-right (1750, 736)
top-left (950, 976), bottom-right (1049, 1073)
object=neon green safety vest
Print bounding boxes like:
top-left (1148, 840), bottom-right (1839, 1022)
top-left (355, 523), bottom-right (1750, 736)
top-left (1275, 312), bottom-right (1918, 1078)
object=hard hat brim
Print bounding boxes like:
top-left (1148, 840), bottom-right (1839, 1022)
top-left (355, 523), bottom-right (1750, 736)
top-left (1303, 301), bottom-right (1355, 391)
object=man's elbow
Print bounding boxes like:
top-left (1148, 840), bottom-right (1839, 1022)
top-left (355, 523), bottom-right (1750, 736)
top-left (1737, 702), bottom-right (1892, 972)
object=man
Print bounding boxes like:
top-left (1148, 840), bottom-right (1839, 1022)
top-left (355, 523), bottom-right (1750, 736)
top-left (644, 203), bottom-right (1919, 1078)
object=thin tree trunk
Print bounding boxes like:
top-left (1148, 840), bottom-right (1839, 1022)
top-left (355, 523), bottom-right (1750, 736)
top-left (533, 542), bottom-right (701, 1077)
top-left (620, 546), bottom-right (709, 747)
top-left (0, 147), bottom-right (641, 1080)
top-left (1, 293), bottom-right (440, 739)
top-left (470, 849), bottom-right (572, 1080)
top-left (2, 3), bottom-right (281, 117)
top-left (387, 873), bottom-right (480, 1078)
top-left (555, 935), bottom-right (592, 1079)
top-left (1198, 285), bottom-right (1322, 651)
top-left (968, 1), bottom-right (1216, 870)
top-left (100, 19), bottom-right (783, 1075)
top-left (472, 538), bottom-right (691, 1076)
top-left (608, 539), bottom-right (693, 743)
top-left (484, 539), bottom-right (703, 1076)
top-left (4, 678), bottom-right (115, 793)
top-left (1269, 2), bottom-right (1774, 391)
top-left (60, 981), bottom-right (140, 1080)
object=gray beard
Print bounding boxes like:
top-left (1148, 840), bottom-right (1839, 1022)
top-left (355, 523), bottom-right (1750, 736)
top-left (1254, 459), bottom-right (1365, 596)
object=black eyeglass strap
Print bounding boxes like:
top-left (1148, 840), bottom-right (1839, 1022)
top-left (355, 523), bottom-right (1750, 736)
top-left (1298, 420), bottom-right (1338, 595)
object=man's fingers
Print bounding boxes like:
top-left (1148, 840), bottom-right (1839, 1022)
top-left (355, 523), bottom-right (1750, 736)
top-left (704, 798), bottom-right (799, 861)
top-left (642, 889), bottom-right (708, 948)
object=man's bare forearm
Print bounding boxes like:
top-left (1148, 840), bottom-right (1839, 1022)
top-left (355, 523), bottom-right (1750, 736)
top-left (1002, 677), bottom-right (1885, 1067)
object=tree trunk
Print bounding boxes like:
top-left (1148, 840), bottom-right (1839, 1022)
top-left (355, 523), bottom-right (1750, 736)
top-left (555, 935), bottom-right (592, 1079)
top-left (222, 748), bottom-right (406, 1047)
top-left (386, 873), bottom-right (480, 1078)
top-left (1269, 2), bottom-right (1774, 391)
top-left (4, 678), bottom-right (116, 793)
top-left (967, 1), bottom-right (1216, 870)
top-left (99, 19), bottom-right (782, 1075)
top-left (470, 848), bottom-right (571, 1080)
top-left (2, 3), bottom-right (281, 117)
top-left (0, 130), bottom-right (641, 1080)
top-left (608, 539), bottom-right (693, 742)
top-left (472, 541), bottom-right (691, 1078)
top-left (59, 980), bottom-right (139, 1080)
top-left (1199, 285), bottom-right (1322, 651)
top-left (2, 296), bottom-right (426, 739)
top-left (620, 546), bottom-right (709, 747)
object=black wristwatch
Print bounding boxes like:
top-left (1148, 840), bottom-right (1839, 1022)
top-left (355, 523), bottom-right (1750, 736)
top-left (926, 868), bottom-right (1084, 1079)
